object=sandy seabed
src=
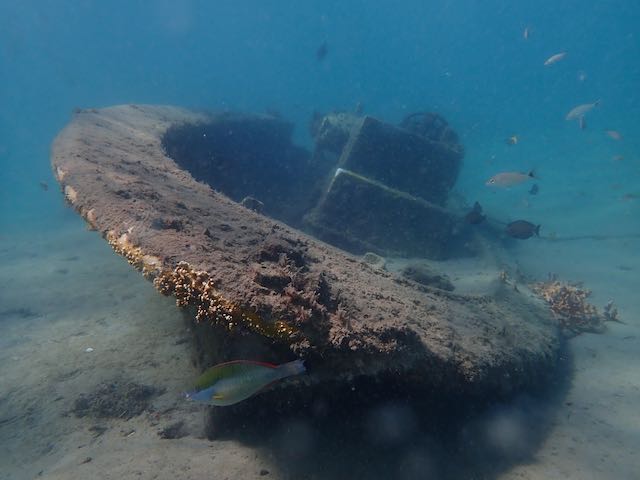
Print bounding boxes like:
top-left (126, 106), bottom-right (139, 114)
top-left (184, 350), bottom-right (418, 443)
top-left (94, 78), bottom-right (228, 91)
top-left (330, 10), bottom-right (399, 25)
top-left (0, 220), bottom-right (638, 480)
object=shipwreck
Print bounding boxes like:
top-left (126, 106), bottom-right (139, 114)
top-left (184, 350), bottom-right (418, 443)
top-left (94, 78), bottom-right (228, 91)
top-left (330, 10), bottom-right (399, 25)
top-left (51, 104), bottom-right (561, 426)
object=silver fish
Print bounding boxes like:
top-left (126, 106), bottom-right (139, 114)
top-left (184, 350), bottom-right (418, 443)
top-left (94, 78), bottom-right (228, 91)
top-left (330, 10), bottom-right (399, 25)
top-left (544, 52), bottom-right (566, 66)
top-left (566, 101), bottom-right (600, 121)
top-left (486, 171), bottom-right (535, 187)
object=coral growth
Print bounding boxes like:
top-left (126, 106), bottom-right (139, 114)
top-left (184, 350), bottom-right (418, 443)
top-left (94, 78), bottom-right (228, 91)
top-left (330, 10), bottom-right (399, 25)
top-left (255, 237), bottom-right (337, 329)
top-left (106, 230), bottom-right (162, 278)
top-left (64, 185), bottom-right (78, 204)
top-left (531, 279), bottom-right (608, 335)
top-left (105, 227), bottom-right (307, 344)
top-left (154, 261), bottom-right (299, 342)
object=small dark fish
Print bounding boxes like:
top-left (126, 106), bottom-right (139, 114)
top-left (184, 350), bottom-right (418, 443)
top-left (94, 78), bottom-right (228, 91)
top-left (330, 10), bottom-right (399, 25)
top-left (529, 184), bottom-right (539, 195)
top-left (39, 181), bottom-right (49, 191)
top-left (506, 220), bottom-right (540, 239)
top-left (465, 201), bottom-right (486, 225)
top-left (316, 41), bottom-right (328, 61)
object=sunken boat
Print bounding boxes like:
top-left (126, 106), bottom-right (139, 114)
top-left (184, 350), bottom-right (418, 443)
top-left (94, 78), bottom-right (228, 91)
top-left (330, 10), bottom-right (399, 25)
top-left (51, 105), bottom-right (560, 427)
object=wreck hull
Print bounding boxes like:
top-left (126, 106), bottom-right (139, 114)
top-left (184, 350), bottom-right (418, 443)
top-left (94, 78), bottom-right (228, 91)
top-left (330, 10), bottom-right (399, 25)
top-left (51, 104), bottom-right (560, 406)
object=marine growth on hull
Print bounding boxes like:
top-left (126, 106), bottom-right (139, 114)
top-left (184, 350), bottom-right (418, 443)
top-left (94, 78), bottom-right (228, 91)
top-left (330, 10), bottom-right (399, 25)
top-left (51, 104), bottom-right (564, 435)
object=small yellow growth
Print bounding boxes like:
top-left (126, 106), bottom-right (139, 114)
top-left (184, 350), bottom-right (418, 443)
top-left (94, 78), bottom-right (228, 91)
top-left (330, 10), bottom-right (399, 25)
top-left (141, 255), bottom-right (162, 277)
top-left (85, 208), bottom-right (97, 230)
top-left (64, 185), bottom-right (78, 204)
top-left (56, 166), bottom-right (67, 182)
top-left (105, 230), bottom-right (161, 278)
top-left (154, 261), bottom-right (299, 342)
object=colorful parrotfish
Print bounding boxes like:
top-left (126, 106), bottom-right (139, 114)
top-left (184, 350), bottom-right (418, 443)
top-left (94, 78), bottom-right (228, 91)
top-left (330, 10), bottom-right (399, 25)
top-left (185, 359), bottom-right (306, 406)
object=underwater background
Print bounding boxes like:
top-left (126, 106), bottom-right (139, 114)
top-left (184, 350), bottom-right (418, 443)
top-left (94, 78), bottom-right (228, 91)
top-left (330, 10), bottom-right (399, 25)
top-left (1, 1), bottom-right (639, 479)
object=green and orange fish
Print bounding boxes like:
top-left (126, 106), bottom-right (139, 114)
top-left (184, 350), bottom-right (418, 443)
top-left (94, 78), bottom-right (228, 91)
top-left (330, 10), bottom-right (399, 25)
top-left (185, 359), bottom-right (306, 406)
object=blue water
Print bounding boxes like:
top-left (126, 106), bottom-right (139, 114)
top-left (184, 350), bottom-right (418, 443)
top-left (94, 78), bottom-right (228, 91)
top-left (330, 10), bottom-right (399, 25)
top-left (1, 1), bottom-right (639, 478)
top-left (2, 1), bottom-right (638, 231)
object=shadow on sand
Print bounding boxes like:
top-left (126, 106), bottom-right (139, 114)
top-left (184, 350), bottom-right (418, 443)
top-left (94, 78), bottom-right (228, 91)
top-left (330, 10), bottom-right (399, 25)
top-left (204, 340), bottom-right (573, 480)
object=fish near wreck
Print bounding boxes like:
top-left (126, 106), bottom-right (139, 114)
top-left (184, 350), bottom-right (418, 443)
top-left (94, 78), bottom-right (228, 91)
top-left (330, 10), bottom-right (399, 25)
top-left (50, 104), bottom-right (566, 425)
top-left (605, 130), bottom-right (622, 140)
top-left (566, 101), bottom-right (600, 121)
top-left (506, 220), bottom-right (540, 239)
top-left (544, 52), bottom-right (566, 66)
top-left (465, 201), bottom-right (486, 224)
top-left (186, 360), bottom-right (306, 406)
top-left (486, 171), bottom-right (535, 188)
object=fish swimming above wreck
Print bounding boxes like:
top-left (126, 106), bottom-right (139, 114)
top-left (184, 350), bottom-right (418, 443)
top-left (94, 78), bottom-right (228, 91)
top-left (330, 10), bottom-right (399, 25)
top-left (566, 101), bottom-right (600, 121)
top-left (506, 220), bottom-right (540, 239)
top-left (465, 201), bottom-right (486, 224)
top-left (185, 359), bottom-right (306, 406)
top-left (544, 52), bottom-right (567, 66)
top-left (486, 171), bottom-right (535, 187)
top-left (605, 130), bottom-right (622, 140)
